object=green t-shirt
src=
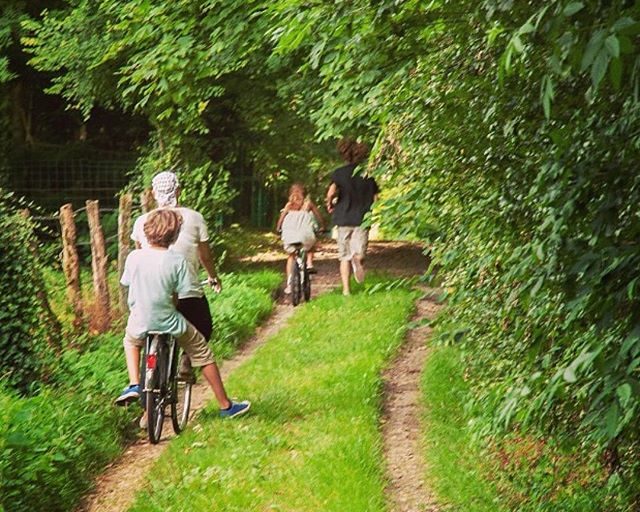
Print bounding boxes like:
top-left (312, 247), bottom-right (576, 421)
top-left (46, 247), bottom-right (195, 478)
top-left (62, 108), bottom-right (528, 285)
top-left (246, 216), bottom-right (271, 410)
top-left (121, 248), bottom-right (191, 339)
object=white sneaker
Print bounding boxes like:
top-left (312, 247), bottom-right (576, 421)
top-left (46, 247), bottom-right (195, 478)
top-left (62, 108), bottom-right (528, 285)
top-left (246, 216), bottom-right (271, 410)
top-left (351, 257), bottom-right (365, 283)
top-left (284, 285), bottom-right (291, 294)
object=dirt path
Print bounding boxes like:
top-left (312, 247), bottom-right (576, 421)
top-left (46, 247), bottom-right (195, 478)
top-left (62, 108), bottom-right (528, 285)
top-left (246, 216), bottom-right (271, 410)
top-left (382, 288), bottom-right (443, 512)
top-left (76, 238), bottom-right (433, 512)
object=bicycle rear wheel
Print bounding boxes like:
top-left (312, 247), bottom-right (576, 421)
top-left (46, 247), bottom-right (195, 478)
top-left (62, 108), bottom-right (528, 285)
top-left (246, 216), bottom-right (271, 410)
top-left (171, 351), bottom-right (192, 434)
top-left (291, 259), bottom-right (302, 306)
top-left (145, 337), bottom-right (168, 444)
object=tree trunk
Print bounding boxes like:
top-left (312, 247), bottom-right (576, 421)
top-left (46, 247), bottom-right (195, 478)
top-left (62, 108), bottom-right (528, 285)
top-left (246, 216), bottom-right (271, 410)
top-left (86, 200), bottom-right (111, 333)
top-left (59, 203), bottom-right (84, 329)
top-left (117, 193), bottom-right (133, 312)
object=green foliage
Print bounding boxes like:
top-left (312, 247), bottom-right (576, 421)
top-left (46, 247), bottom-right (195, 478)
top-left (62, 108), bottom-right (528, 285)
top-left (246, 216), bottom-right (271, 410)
top-left (0, 332), bottom-right (135, 512)
top-left (0, 192), bottom-right (59, 392)
top-left (207, 270), bottom-right (280, 359)
top-left (422, 345), bottom-right (635, 511)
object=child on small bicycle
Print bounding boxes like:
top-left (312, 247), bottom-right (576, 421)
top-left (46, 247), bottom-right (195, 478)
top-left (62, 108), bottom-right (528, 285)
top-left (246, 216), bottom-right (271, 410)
top-left (276, 183), bottom-right (325, 294)
top-left (115, 208), bottom-right (250, 418)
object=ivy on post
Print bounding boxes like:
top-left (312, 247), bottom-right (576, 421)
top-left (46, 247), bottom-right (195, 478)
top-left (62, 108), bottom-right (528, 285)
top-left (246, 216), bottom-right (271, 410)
top-left (86, 200), bottom-right (111, 333)
top-left (117, 193), bottom-right (132, 313)
top-left (59, 203), bottom-right (83, 330)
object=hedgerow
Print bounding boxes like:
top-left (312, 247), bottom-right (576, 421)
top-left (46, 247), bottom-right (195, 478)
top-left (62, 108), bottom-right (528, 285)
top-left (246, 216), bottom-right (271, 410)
top-left (0, 192), bottom-right (59, 392)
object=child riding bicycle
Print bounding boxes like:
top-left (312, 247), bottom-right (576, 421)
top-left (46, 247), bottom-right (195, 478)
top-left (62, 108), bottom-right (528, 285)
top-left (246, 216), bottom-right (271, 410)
top-left (276, 183), bottom-right (325, 294)
top-left (115, 208), bottom-right (250, 418)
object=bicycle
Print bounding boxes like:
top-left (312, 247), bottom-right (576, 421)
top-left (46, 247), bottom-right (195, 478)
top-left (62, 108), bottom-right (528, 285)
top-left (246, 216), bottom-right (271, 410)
top-left (290, 242), bottom-right (311, 306)
top-left (142, 331), bottom-right (192, 444)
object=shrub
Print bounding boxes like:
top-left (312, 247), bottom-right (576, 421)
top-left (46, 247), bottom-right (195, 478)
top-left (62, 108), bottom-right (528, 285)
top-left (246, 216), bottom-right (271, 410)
top-left (0, 192), bottom-right (59, 392)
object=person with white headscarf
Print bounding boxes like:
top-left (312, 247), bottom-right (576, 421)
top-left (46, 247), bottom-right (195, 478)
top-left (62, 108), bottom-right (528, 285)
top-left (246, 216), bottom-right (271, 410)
top-left (116, 171), bottom-right (250, 419)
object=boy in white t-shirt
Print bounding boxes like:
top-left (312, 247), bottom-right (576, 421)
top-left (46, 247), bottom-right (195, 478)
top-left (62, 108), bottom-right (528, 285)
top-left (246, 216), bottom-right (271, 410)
top-left (115, 208), bottom-right (250, 419)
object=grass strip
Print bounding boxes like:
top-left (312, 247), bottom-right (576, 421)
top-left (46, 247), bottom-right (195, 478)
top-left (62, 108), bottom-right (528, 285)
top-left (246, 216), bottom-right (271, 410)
top-left (421, 345), bottom-right (632, 512)
top-left (130, 283), bottom-right (416, 512)
top-left (421, 345), bottom-right (504, 512)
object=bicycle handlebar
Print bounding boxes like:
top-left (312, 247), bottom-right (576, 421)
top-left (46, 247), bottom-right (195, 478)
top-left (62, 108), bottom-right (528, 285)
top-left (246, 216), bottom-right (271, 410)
top-left (200, 278), bottom-right (222, 293)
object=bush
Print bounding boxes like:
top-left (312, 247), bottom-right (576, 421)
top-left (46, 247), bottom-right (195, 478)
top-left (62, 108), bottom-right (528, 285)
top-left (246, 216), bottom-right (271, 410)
top-left (0, 192), bottom-right (59, 392)
top-left (0, 384), bottom-right (133, 512)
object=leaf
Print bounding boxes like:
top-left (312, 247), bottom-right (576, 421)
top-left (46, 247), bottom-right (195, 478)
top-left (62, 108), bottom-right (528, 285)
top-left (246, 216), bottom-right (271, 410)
top-left (612, 17), bottom-right (637, 34)
top-left (581, 30), bottom-right (605, 71)
top-left (563, 2), bottom-right (584, 17)
top-left (541, 74), bottom-right (554, 118)
top-left (617, 383), bottom-right (632, 406)
top-left (605, 35), bottom-right (620, 58)
top-left (605, 403), bottom-right (620, 439)
top-left (511, 34), bottom-right (524, 53)
top-left (590, 48), bottom-right (610, 89)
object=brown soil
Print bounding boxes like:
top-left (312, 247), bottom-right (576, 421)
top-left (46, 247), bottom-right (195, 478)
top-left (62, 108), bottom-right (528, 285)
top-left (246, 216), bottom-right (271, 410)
top-left (382, 288), bottom-right (443, 512)
top-left (76, 238), bottom-right (436, 512)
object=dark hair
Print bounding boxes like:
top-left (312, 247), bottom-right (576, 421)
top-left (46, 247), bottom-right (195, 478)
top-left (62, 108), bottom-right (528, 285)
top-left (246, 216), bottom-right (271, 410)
top-left (337, 138), bottom-right (369, 164)
top-left (144, 209), bottom-right (182, 247)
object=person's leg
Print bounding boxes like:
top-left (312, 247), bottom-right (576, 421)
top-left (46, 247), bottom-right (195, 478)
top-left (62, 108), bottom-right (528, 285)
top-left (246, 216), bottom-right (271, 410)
top-left (340, 259), bottom-right (352, 295)
top-left (337, 227), bottom-right (354, 295)
top-left (125, 345), bottom-right (141, 385)
top-left (178, 321), bottom-right (250, 416)
top-left (201, 363), bottom-right (231, 409)
top-left (115, 332), bottom-right (144, 405)
top-left (285, 253), bottom-right (295, 293)
top-left (350, 227), bottom-right (369, 283)
top-left (177, 297), bottom-right (213, 381)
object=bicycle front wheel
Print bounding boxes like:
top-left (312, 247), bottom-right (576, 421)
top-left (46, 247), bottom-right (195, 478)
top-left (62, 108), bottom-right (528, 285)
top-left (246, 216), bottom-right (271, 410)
top-left (171, 352), bottom-right (192, 434)
top-left (291, 259), bottom-right (302, 306)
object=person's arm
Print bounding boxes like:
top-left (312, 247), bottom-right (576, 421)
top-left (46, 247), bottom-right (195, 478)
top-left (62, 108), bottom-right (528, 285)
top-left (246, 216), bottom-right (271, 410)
top-left (325, 182), bottom-right (338, 213)
top-left (197, 241), bottom-right (222, 292)
top-left (308, 200), bottom-right (326, 231)
top-left (275, 203), bottom-right (290, 231)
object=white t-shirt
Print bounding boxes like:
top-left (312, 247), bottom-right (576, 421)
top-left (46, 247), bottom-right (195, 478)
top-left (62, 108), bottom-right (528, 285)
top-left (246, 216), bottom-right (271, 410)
top-left (132, 207), bottom-right (209, 299)
top-left (281, 210), bottom-right (316, 247)
top-left (121, 248), bottom-right (191, 339)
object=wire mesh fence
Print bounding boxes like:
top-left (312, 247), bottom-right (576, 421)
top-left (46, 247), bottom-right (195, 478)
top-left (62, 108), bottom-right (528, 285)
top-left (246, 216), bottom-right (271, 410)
top-left (6, 153), bottom-right (136, 212)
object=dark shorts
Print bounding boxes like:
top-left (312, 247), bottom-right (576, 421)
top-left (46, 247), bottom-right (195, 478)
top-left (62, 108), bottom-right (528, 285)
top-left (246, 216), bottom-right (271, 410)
top-left (177, 296), bottom-right (213, 342)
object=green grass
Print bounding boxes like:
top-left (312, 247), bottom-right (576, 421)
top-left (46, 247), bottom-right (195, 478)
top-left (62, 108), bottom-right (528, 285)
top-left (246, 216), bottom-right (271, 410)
top-left (421, 346), bottom-right (635, 512)
top-left (129, 283), bottom-right (416, 512)
top-left (421, 346), bottom-right (504, 512)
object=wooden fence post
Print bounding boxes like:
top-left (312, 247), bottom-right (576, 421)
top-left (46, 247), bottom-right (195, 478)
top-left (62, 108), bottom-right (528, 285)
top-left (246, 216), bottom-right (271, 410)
top-left (141, 188), bottom-right (155, 213)
top-left (59, 203), bottom-right (84, 329)
top-left (117, 193), bottom-right (133, 312)
top-left (86, 200), bottom-right (111, 332)
top-left (20, 209), bottom-right (62, 351)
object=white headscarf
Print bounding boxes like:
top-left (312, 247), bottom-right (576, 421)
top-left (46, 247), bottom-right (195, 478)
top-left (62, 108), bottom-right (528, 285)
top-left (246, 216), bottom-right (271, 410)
top-left (152, 171), bottom-right (179, 207)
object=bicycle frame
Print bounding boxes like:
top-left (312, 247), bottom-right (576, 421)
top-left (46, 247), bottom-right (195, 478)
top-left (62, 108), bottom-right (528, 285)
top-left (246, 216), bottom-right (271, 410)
top-left (143, 331), bottom-right (193, 444)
